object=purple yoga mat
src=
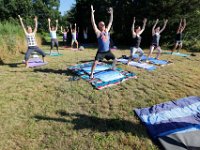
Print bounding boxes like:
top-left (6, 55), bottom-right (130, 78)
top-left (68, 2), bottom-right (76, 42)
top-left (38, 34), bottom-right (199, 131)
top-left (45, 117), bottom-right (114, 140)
top-left (28, 58), bottom-right (48, 68)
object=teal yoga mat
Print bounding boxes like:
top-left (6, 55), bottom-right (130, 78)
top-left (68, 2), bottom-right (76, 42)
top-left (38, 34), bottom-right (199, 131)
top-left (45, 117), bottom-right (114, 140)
top-left (162, 51), bottom-right (190, 57)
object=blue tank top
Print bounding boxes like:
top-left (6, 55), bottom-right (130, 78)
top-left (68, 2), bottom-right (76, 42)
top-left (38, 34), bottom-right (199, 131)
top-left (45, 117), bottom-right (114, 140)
top-left (152, 33), bottom-right (160, 46)
top-left (98, 31), bottom-right (110, 52)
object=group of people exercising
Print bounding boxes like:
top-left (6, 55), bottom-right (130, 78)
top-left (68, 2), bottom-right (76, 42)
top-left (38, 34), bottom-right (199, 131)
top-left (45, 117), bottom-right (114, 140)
top-left (18, 5), bottom-right (186, 79)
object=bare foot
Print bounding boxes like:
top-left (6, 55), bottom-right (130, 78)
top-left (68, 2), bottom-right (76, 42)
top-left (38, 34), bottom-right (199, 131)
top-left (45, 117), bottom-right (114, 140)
top-left (90, 74), bottom-right (94, 79)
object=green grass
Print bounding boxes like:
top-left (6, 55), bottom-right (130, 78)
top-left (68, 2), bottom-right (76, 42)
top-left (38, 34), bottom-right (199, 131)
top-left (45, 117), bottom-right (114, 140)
top-left (0, 47), bottom-right (200, 150)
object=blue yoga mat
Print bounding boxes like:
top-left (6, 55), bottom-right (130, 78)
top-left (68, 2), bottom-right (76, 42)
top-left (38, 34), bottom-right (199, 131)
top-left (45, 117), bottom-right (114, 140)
top-left (132, 54), bottom-right (171, 66)
top-left (117, 58), bottom-right (156, 71)
top-left (45, 52), bottom-right (63, 56)
top-left (94, 70), bottom-right (124, 82)
top-left (82, 65), bottom-right (111, 74)
top-left (68, 62), bottom-right (137, 90)
top-left (134, 96), bottom-right (200, 150)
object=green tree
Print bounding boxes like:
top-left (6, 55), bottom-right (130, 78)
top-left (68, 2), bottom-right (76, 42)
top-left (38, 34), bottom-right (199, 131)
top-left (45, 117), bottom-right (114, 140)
top-left (66, 0), bottom-right (200, 50)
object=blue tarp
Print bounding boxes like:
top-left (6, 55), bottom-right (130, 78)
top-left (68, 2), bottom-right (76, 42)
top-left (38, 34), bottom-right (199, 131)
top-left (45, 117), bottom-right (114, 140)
top-left (134, 96), bottom-right (200, 150)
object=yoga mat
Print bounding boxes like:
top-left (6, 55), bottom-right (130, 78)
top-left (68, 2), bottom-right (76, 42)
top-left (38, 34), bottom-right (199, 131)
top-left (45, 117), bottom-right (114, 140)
top-left (134, 96), bottom-right (200, 150)
top-left (45, 52), bottom-right (63, 56)
top-left (28, 58), bottom-right (47, 68)
top-left (117, 58), bottom-right (156, 71)
top-left (132, 54), bottom-right (172, 66)
top-left (82, 65), bottom-right (111, 74)
top-left (68, 62), bottom-right (137, 90)
top-left (163, 51), bottom-right (190, 57)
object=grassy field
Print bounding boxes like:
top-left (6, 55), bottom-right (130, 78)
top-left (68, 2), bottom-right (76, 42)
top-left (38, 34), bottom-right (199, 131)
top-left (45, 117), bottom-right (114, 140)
top-left (0, 46), bottom-right (200, 150)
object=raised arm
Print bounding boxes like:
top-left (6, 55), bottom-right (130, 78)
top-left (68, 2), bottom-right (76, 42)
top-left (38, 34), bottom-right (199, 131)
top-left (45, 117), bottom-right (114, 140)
top-left (106, 7), bottom-right (113, 31)
top-left (74, 23), bottom-right (77, 32)
top-left (159, 19), bottom-right (168, 33)
top-left (131, 17), bottom-right (136, 37)
top-left (139, 18), bottom-right (147, 35)
top-left (48, 18), bottom-right (51, 31)
top-left (60, 26), bottom-right (63, 33)
top-left (91, 5), bottom-right (99, 34)
top-left (55, 19), bottom-right (58, 31)
top-left (33, 16), bottom-right (38, 33)
top-left (18, 15), bottom-right (27, 34)
top-left (152, 19), bottom-right (159, 35)
top-left (70, 24), bottom-right (72, 33)
top-left (181, 19), bottom-right (186, 32)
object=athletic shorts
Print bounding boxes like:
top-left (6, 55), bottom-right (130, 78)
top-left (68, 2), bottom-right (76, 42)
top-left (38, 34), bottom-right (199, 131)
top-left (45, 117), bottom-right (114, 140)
top-left (152, 43), bottom-right (159, 48)
top-left (95, 51), bottom-right (115, 61)
top-left (176, 41), bottom-right (182, 45)
top-left (71, 39), bottom-right (78, 44)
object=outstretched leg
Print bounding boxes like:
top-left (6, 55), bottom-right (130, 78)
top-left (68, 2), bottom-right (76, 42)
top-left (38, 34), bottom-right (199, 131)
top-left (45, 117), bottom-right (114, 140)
top-left (156, 46), bottom-right (162, 59)
top-left (127, 47), bottom-right (137, 65)
top-left (138, 47), bottom-right (144, 63)
top-left (75, 40), bottom-right (79, 50)
top-left (34, 46), bottom-right (46, 62)
top-left (71, 40), bottom-right (74, 49)
top-left (24, 47), bottom-right (34, 68)
top-left (112, 59), bottom-right (117, 70)
top-left (177, 42), bottom-right (182, 53)
top-left (171, 43), bottom-right (178, 54)
top-left (90, 60), bottom-right (98, 79)
top-left (147, 45), bottom-right (155, 61)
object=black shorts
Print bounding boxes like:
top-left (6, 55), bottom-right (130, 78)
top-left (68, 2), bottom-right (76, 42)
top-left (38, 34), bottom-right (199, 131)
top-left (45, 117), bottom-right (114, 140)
top-left (95, 51), bottom-right (115, 61)
top-left (152, 43), bottom-right (159, 48)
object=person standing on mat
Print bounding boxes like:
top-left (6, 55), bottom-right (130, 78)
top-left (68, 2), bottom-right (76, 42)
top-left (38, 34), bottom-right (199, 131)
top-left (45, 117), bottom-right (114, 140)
top-left (147, 19), bottom-right (168, 60)
top-left (70, 23), bottom-right (79, 49)
top-left (171, 19), bottom-right (186, 54)
top-left (48, 18), bottom-right (59, 54)
top-left (61, 26), bottom-right (69, 46)
top-left (18, 15), bottom-right (46, 68)
top-left (127, 17), bottom-right (147, 65)
top-left (90, 5), bottom-right (116, 79)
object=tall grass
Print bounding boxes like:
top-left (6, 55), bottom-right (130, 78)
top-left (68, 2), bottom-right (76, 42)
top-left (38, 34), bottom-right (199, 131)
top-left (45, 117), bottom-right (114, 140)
top-left (0, 21), bottom-right (42, 61)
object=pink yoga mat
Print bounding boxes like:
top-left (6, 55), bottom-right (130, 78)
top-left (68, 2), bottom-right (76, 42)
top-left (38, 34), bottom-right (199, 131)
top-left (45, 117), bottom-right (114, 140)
top-left (28, 58), bottom-right (48, 68)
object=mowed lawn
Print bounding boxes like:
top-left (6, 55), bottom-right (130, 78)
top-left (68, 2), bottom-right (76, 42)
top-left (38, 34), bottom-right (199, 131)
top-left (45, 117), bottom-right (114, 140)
top-left (0, 46), bottom-right (200, 150)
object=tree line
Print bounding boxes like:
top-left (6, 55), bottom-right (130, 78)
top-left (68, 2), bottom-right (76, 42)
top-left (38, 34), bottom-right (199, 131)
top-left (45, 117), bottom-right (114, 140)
top-left (0, 0), bottom-right (61, 31)
top-left (0, 0), bottom-right (200, 51)
top-left (65, 0), bottom-right (200, 51)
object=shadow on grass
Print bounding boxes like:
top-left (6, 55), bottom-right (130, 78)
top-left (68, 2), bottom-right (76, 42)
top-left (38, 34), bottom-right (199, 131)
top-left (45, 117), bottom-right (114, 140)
top-left (79, 60), bottom-right (94, 63)
top-left (33, 68), bottom-right (74, 76)
top-left (34, 111), bottom-right (147, 137)
top-left (0, 60), bottom-right (23, 68)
